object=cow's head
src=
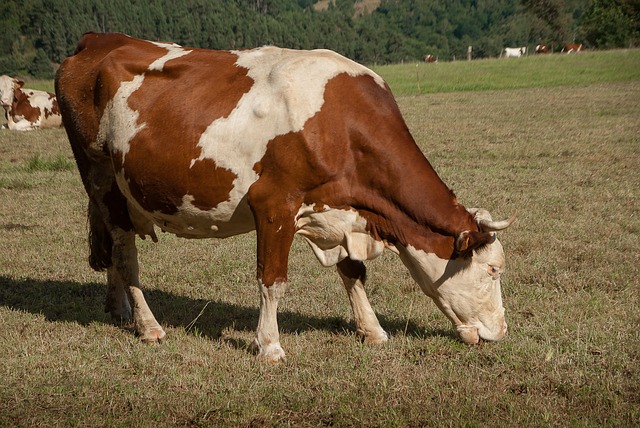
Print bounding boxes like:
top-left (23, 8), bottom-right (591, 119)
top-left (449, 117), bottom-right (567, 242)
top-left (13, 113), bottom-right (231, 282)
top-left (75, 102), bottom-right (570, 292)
top-left (0, 75), bottom-right (23, 108)
top-left (397, 209), bottom-right (516, 344)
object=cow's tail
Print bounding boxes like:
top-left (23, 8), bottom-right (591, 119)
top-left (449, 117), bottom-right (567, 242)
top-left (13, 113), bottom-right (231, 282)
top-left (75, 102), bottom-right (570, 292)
top-left (88, 199), bottom-right (113, 271)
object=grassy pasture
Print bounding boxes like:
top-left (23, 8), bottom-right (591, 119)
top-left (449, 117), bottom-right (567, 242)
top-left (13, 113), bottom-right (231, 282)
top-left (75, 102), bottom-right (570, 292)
top-left (1, 51), bottom-right (639, 426)
top-left (374, 48), bottom-right (640, 95)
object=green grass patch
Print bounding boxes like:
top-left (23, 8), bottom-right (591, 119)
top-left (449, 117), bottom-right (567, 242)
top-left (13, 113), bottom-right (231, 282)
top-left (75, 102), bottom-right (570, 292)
top-left (23, 153), bottom-right (74, 172)
top-left (22, 79), bottom-right (55, 93)
top-left (373, 49), bottom-right (640, 95)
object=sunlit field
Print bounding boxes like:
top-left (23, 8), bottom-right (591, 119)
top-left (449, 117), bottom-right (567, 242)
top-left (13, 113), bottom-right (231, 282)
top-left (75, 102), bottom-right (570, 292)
top-left (1, 50), bottom-right (638, 426)
top-left (375, 48), bottom-right (640, 95)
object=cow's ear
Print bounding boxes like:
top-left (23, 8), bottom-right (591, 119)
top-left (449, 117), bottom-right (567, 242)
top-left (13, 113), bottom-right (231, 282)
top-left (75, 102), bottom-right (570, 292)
top-left (455, 230), bottom-right (495, 257)
top-left (16, 80), bottom-right (25, 88)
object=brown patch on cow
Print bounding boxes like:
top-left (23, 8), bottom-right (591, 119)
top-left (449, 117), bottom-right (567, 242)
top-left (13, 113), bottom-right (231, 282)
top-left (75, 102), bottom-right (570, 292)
top-left (11, 90), bottom-right (41, 124)
top-left (113, 48), bottom-right (254, 214)
top-left (317, 74), bottom-right (476, 258)
top-left (46, 94), bottom-right (60, 118)
top-left (256, 72), bottom-right (478, 260)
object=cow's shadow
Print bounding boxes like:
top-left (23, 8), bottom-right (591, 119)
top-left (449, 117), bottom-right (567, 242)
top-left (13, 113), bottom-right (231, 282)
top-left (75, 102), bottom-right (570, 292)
top-left (0, 275), bottom-right (456, 351)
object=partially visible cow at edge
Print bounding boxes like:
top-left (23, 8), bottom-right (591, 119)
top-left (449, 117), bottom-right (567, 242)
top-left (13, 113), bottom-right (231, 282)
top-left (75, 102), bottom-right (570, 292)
top-left (562, 43), bottom-right (583, 53)
top-left (0, 75), bottom-right (62, 131)
top-left (503, 47), bottom-right (527, 58)
top-left (55, 33), bottom-right (516, 362)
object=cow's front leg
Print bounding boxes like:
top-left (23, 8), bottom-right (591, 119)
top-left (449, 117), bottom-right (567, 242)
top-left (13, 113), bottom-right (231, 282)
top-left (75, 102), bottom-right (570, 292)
top-left (248, 190), bottom-right (297, 361)
top-left (337, 258), bottom-right (388, 344)
top-left (254, 280), bottom-right (288, 362)
top-left (251, 217), bottom-right (294, 361)
top-left (109, 229), bottom-right (165, 343)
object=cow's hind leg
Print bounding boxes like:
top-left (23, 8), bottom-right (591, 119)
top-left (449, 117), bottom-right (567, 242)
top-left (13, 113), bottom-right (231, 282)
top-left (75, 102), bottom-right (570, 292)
top-left (88, 200), bottom-right (130, 322)
top-left (88, 198), bottom-right (164, 341)
top-left (337, 258), bottom-right (389, 344)
top-left (109, 228), bottom-right (165, 343)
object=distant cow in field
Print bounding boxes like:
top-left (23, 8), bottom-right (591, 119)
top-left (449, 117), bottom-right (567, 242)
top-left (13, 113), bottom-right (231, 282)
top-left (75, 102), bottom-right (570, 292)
top-left (0, 75), bottom-right (62, 131)
top-left (56, 32), bottom-right (516, 362)
top-left (535, 44), bottom-right (549, 54)
top-left (562, 43), bottom-right (582, 53)
top-left (422, 54), bottom-right (437, 63)
top-left (503, 47), bottom-right (527, 58)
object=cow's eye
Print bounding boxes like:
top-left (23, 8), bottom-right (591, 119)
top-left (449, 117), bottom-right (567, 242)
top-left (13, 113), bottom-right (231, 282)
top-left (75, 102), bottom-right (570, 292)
top-left (488, 265), bottom-right (501, 279)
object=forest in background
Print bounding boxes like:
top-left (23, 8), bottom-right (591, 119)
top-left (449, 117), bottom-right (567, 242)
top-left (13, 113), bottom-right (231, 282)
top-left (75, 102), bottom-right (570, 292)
top-left (1, 0), bottom-right (638, 78)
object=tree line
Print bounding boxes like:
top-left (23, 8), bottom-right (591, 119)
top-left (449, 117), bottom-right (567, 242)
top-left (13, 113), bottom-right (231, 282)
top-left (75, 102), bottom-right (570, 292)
top-left (1, 0), bottom-right (638, 79)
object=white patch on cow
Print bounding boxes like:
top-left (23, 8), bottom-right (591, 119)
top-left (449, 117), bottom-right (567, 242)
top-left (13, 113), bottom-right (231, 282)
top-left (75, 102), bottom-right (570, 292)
top-left (25, 89), bottom-right (55, 112)
top-left (148, 42), bottom-right (192, 72)
top-left (190, 47), bottom-right (386, 224)
top-left (98, 74), bottom-right (146, 164)
top-left (295, 204), bottom-right (386, 266)
top-left (6, 115), bottom-right (39, 131)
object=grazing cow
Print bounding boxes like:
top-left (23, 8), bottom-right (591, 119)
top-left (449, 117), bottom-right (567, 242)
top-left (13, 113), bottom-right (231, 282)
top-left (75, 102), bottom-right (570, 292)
top-left (562, 43), bottom-right (582, 53)
top-left (0, 75), bottom-right (62, 131)
top-left (503, 47), bottom-right (527, 58)
top-left (56, 33), bottom-right (516, 362)
top-left (422, 54), bottom-right (437, 63)
top-left (535, 44), bottom-right (549, 54)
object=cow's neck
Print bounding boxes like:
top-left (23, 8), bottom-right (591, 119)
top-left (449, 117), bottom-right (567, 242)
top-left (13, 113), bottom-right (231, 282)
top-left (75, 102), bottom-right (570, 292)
top-left (348, 136), bottom-right (476, 257)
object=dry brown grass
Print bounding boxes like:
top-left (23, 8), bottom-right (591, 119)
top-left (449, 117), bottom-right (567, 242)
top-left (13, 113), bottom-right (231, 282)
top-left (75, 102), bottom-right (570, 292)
top-left (1, 76), bottom-right (638, 425)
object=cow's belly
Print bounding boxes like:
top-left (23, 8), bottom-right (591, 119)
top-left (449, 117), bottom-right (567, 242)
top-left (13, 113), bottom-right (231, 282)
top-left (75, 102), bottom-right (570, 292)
top-left (147, 199), bottom-right (254, 239)
top-left (116, 173), bottom-right (256, 239)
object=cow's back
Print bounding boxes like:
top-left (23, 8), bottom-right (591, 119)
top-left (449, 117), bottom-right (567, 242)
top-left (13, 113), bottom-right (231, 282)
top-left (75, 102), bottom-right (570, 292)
top-left (56, 33), bottom-right (395, 240)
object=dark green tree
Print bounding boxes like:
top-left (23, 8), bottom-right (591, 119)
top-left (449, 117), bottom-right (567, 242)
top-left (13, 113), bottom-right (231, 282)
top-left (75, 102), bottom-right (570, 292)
top-left (521, 0), bottom-right (567, 44)
top-left (28, 48), bottom-right (54, 78)
top-left (581, 0), bottom-right (634, 48)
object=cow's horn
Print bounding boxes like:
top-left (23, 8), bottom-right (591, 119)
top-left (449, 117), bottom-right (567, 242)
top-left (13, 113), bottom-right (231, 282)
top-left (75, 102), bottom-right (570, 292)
top-left (478, 212), bottom-right (517, 232)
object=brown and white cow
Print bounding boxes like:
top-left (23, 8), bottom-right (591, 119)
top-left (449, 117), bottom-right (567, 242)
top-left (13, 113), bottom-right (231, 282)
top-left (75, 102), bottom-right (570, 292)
top-left (55, 33), bottom-right (516, 361)
top-left (535, 44), bottom-right (549, 54)
top-left (0, 75), bottom-right (62, 131)
top-left (562, 43), bottom-right (582, 54)
top-left (422, 54), bottom-right (437, 63)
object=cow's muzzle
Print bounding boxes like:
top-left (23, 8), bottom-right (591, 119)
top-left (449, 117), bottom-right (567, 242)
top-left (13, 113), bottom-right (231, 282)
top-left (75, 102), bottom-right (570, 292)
top-left (457, 319), bottom-right (507, 344)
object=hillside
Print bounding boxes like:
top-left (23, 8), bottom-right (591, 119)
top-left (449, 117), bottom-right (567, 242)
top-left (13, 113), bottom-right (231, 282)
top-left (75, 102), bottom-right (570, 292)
top-left (0, 0), bottom-right (637, 78)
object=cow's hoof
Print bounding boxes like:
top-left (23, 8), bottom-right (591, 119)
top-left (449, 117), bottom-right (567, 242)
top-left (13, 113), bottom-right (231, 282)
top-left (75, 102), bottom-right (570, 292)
top-left (357, 328), bottom-right (389, 345)
top-left (139, 327), bottom-right (166, 343)
top-left (252, 340), bottom-right (286, 362)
